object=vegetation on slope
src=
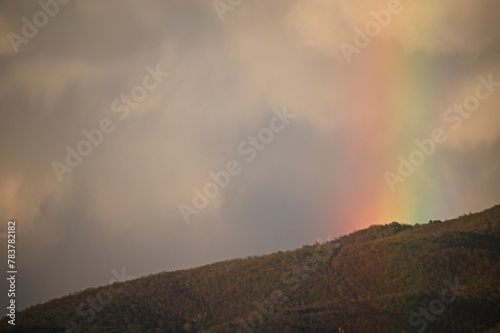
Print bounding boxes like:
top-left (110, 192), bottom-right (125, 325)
top-left (1, 205), bottom-right (499, 332)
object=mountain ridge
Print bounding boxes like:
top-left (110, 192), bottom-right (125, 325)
top-left (1, 204), bottom-right (499, 332)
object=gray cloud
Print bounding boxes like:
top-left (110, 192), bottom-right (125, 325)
top-left (0, 0), bottom-right (499, 310)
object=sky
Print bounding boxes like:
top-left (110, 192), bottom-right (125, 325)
top-left (0, 0), bottom-right (499, 310)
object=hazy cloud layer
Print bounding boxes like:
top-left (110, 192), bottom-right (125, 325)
top-left (0, 0), bottom-right (499, 309)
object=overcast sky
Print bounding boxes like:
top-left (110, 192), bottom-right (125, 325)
top-left (0, 0), bottom-right (499, 310)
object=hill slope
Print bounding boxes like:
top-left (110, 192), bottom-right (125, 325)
top-left (2, 205), bottom-right (500, 332)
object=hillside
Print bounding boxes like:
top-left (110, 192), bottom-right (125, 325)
top-left (1, 205), bottom-right (500, 332)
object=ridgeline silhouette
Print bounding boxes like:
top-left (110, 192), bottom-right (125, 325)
top-left (1, 205), bottom-right (499, 332)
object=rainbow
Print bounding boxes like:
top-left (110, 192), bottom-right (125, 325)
top-left (323, 20), bottom-right (450, 232)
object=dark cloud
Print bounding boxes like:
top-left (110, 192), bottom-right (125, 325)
top-left (0, 0), bottom-right (499, 310)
